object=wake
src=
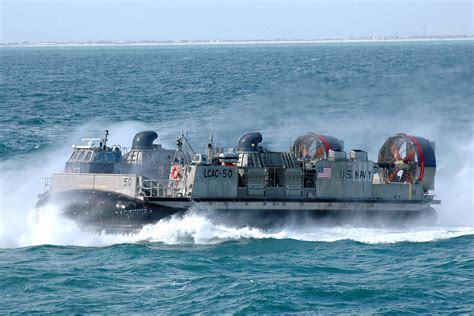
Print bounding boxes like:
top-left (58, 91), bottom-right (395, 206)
top-left (2, 205), bottom-right (472, 248)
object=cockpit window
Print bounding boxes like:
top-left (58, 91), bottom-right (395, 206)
top-left (76, 151), bottom-right (86, 161)
top-left (83, 151), bottom-right (92, 162)
top-left (69, 151), bottom-right (78, 161)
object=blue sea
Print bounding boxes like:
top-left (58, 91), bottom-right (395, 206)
top-left (0, 41), bottom-right (473, 313)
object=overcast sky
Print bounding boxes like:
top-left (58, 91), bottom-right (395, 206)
top-left (1, 0), bottom-right (472, 42)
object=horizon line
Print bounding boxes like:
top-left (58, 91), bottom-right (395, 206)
top-left (2, 35), bottom-right (473, 47)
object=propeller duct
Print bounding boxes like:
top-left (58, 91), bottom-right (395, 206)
top-left (377, 133), bottom-right (436, 191)
top-left (292, 133), bottom-right (343, 160)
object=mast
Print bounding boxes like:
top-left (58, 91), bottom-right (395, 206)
top-left (103, 130), bottom-right (109, 148)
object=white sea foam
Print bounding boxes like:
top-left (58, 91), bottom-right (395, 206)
top-left (4, 205), bottom-right (472, 248)
top-left (134, 212), bottom-right (474, 245)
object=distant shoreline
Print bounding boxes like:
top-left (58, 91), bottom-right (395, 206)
top-left (1, 36), bottom-right (472, 48)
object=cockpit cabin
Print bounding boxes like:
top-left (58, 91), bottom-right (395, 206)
top-left (65, 138), bottom-right (122, 173)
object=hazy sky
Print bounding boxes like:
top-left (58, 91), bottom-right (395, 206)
top-left (1, 1), bottom-right (472, 42)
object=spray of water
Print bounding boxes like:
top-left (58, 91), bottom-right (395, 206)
top-left (0, 121), bottom-right (149, 247)
top-left (8, 204), bottom-right (472, 248)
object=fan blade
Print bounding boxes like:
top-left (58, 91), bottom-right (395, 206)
top-left (301, 144), bottom-right (308, 157)
top-left (315, 146), bottom-right (324, 159)
top-left (389, 143), bottom-right (402, 161)
top-left (404, 149), bottom-right (416, 162)
top-left (388, 169), bottom-right (398, 182)
top-left (405, 172), bottom-right (415, 184)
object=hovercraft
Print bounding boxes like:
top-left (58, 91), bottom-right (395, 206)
top-left (37, 130), bottom-right (439, 231)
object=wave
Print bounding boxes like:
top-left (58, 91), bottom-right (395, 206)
top-left (17, 118), bottom-right (46, 126)
top-left (133, 211), bottom-right (474, 245)
top-left (0, 143), bottom-right (13, 155)
top-left (2, 206), bottom-right (472, 248)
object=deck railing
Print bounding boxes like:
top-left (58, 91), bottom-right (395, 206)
top-left (139, 178), bottom-right (182, 198)
top-left (42, 177), bottom-right (52, 193)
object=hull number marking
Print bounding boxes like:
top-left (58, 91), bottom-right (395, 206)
top-left (203, 169), bottom-right (233, 178)
top-left (123, 177), bottom-right (132, 186)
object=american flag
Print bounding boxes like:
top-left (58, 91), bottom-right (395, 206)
top-left (317, 167), bottom-right (332, 179)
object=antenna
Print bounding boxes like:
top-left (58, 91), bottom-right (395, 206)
top-left (103, 130), bottom-right (109, 147)
top-left (208, 133), bottom-right (214, 158)
top-left (172, 131), bottom-right (196, 165)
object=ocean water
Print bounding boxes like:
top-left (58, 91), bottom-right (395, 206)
top-left (0, 41), bottom-right (473, 313)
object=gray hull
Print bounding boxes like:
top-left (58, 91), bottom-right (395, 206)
top-left (147, 197), bottom-right (436, 213)
top-left (36, 190), bottom-right (180, 232)
top-left (36, 189), bottom-right (438, 232)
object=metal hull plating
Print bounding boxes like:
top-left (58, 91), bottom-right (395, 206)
top-left (148, 198), bottom-right (436, 212)
top-left (36, 190), bottom-right (181, 231)
top-left (36, 189), bottom-right (438, 231)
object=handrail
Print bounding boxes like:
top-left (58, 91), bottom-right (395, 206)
top-left (139, 178), bottom-right (183, 198)
top-left (42, 177), bottom-right (52, 193)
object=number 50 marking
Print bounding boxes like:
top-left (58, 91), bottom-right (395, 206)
top-left (123, 177), bottom-right (132, 187)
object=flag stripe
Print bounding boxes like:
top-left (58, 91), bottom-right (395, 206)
top-left (317, 167), bottom-right (332, 179)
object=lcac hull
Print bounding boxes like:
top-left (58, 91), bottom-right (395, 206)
top-left (146, 197), bottom-right (438, 227)
top-left (147, 197), bottom-right (437, 213)
top-left (36, 189), bottom-right (182, 232)
top-left (36, 190), bottom-right (438, 232)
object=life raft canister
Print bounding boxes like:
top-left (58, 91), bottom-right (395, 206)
top-left (170, 164), bottom-right (181, 180)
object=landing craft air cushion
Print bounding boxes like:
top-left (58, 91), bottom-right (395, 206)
top-left (37, 130), bottom-right (440, 230)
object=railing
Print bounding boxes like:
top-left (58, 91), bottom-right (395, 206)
top-left (139, 178), bottom-right (183, 198)
top-left (140, 178), bottom-right (161, 197)
top-left (42, 177), bottom-right (52, 193)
